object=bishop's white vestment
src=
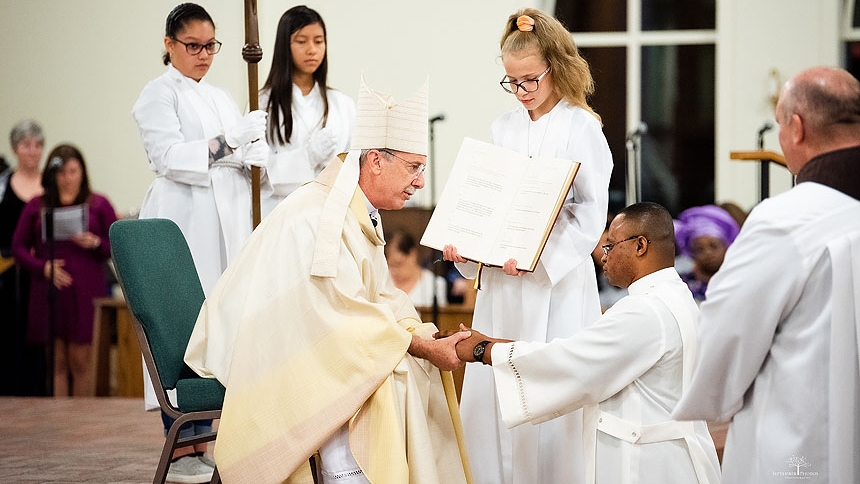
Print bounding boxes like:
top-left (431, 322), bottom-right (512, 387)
top-left (185, 157), bottom-right (469, 484)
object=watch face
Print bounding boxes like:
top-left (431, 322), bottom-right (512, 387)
top-left (473, 341), bottom-right (488, 363)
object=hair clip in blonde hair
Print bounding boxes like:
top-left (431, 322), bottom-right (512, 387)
top-left (516, 15), bottom-right (535, 32)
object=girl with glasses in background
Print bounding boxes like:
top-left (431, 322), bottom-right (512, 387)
top-left (131, 3), bottom-right (270, 482)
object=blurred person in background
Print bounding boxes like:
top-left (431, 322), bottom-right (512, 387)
top-left (12, 143), bottom-right (116, 397)
top-left (673, 205), bottom-right (740, 303)
top-left (385, 228), bottom-right (447, 307)
top-left (0, 120), bottom-right (47, 396)
top-left (717, 201), bottom-right (748, 228)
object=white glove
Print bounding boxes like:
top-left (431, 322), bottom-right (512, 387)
top-left (225, 110), bottom-right (267, 148)
top-left (242, 140), bottom-right (269, 168)
top-left (307, 126), bottom-right (339, 168)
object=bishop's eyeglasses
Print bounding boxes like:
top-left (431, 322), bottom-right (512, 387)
top-left (172, 38), bottom-right (222, 55)
top-left (381, 149), bottom-right (427, 180)
top-left (500, 66), bottom-right (551, 94)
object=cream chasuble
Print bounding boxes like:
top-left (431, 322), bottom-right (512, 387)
top-left (185, 156), bottom-right (469, 484)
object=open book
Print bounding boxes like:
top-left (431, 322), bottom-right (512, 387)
top-left (420, 137), bottom-right (579, 272)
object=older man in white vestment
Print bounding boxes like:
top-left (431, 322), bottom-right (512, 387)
top-left (184, 78), bottom-right (472, 484)
top-left (673, 66), bottom-right (860, 483)
top-left (442, 202), bottom-right (721, 484)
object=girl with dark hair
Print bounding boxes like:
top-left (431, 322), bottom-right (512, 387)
top-left (11, 143), bottom-right (116, 398)
top-left (132, 3), bottom-right (268, 481)
top-left (133, 2), bottom-right (268, 296)
top-left (259, 5), bottom-right (355, 216)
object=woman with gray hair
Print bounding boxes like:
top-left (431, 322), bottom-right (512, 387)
top-left (0, 119), bottom-right (47, 396)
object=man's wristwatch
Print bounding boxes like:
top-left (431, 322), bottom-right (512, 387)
top-left (473, 340), bottom-right (491, 364)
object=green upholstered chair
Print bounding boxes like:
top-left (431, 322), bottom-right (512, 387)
top-left (109, 218), bottom-right (223, 484)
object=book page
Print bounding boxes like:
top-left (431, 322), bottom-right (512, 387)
top-left (488, 159), bottom-right (577, 268)
top-left (421, 138), bottom-right (577, 270)
top-left (41, 204), bottom-right (88, 242)
top-left (421, 138), bottom-right (527, 263)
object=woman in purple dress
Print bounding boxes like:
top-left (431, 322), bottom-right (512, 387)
top-left (12, 144), bottom-right (117, 396)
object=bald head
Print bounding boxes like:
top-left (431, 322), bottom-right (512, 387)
top-left (776, 66), bottom-right (860, 174)
top-left (602, 202), bottom-right (676, 288)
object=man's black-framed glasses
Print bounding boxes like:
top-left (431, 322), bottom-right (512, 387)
top-left (172, 38), bottom-right (222, 55)
top-left (601, 235), bottom-right (648, 256)
top-left (500, 66), bottom-right (551, 94)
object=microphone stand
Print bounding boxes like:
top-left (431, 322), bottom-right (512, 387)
top-left (625, 122), bottom-right (647, 206)
top-left (756, 122), bottom-right (772, 200)
top-left (44, 206), bottom-right (56, 396)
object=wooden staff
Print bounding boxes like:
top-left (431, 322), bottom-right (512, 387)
top-left (243, 0), bottom-right (263, 227)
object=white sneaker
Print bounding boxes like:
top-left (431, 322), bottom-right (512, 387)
top-left (197, 453), bottom-right (216, 470)
top-left (166, 455), bottom-right (214, 484)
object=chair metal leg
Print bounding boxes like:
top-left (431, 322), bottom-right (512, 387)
top-left (154, 412), bottom-right (220, 484)
top-left (153, 419), bottom-right (184, 484)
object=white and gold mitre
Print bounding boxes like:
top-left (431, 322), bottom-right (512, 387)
top-left (351, 76), bottom-right (429, 156)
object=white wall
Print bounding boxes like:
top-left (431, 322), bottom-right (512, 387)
top-left (0, 0), bottom-right (526, 214)
top-left (0, 0), bottom-right (846, 215)
top-left (715, 0), bottom-right (840, 210)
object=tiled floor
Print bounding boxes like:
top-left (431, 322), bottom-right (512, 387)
top-left (0, 397), bottom-right (181, 484)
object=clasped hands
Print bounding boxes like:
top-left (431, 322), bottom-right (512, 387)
top-left (43, 259), bottom-right (72, 289)
top-left (412, 324), bottom-right (496, 370)
top-left (433, 323), bottom-right (498, 364)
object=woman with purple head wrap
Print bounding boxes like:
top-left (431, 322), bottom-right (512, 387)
top-left (674, 204), bottom-right (741, 302)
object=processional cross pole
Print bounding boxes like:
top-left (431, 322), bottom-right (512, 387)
top-left (243, 0), bottom-right (263, 228)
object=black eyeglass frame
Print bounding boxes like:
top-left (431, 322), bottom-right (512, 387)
top-left (500, 66), bottom-right (551, 94)
top-left (601, 235), bottom-right (650, 256)
top-left (171, 38), bottom-right (222, 55)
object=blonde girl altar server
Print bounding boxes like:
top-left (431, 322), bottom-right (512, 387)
top-left (444, 9), bottom-right (613, 484)
top-left (131, 3), bottom-right (268, 481)
top-left (259, 5), bottom-right (355, 217)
